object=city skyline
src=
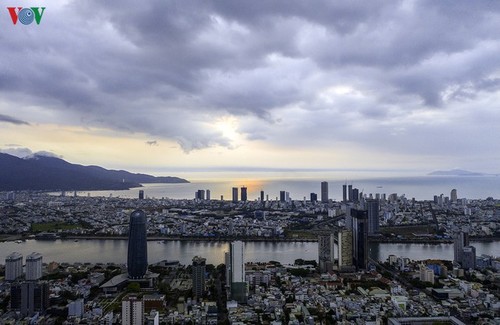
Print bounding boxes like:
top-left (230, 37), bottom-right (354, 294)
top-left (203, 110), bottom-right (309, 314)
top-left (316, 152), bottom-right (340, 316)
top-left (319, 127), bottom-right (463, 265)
top-left (1, 1), bottom-right (500, 175)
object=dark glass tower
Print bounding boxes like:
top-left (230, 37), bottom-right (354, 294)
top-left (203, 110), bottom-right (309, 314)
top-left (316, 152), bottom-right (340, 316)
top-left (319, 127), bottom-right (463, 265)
top-left (321, 181), bottom-right (328, 203)
top-left (279, 191), bottom-right (286, 202)
top-left (352, 209), bottom-right (368, 270)
top-left (232, 187), bottom-right (238, 202)
top-left (367, 199), bottom-right (380, 235)
top-left (192, 256), bottom-right (206, 300)
top-left (127, 210), bottom-right (148, 279)
top-left (241, 187), bottom-right (247, 201)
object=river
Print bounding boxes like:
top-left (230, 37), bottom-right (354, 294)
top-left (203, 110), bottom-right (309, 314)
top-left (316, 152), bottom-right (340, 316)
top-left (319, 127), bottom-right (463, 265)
top-left (0, 239), bottom-right (498, 266)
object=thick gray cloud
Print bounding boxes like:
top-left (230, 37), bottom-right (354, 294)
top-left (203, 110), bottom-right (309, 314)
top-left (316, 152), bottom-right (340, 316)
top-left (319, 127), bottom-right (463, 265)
top-left (0, 147), bottom-right (62, 159)
top-left (0, 0), bottom-right (499, 169)
top-left (0, 147), bottom-right (33, 158)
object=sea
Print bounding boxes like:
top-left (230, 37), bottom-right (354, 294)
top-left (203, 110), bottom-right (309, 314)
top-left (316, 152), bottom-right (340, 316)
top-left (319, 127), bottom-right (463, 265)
top-left (74, 172), bottom-right (500, 201)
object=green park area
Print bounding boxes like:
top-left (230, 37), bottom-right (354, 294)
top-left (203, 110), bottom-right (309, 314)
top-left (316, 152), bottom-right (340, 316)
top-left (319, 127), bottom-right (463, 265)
top-left (31, 222), bottom-right (81, 232)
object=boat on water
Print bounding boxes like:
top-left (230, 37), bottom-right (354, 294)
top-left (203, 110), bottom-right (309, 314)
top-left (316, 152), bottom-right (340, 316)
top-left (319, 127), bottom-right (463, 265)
top-left (35, 232), bottom-right (60, 240)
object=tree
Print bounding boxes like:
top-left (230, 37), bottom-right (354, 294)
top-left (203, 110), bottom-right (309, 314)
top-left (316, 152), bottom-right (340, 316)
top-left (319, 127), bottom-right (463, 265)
top-left (206, 264), bottom-right (216, 273)
top-left (127, 282), bottom-right (140, 292)
top-left (289, 268), bottom-right (309, 277)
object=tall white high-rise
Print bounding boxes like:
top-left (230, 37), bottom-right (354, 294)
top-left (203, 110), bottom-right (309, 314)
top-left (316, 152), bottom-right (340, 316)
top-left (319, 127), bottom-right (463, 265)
top-left (5, 252), bottom-right (23, 281)
top-left (229, 241), bottom-right (247, 303)
top-left (25, 252), bottom-right (42, 281)
top-left (230, 241), bottom-right (244, 283)
top-left (122, 295), bottom-right (144, 325)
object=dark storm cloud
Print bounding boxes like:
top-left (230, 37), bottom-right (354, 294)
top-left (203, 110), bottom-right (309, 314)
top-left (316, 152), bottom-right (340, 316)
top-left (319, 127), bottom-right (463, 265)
top-left (0, 114), bottom-right (29, 125)
top-left (1, 0), bottom-right (500, 163)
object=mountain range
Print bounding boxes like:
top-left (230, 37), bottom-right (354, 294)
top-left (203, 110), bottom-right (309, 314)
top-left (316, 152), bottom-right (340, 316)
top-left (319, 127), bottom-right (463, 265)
top-left (428, 169), bottom-right (484, 176)
top-left (0, 153), bottom-right (189, 191)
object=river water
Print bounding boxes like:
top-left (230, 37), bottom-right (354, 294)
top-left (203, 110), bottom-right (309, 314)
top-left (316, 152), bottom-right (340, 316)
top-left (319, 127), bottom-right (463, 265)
top-left (0, 239), bottom-right (498, 266)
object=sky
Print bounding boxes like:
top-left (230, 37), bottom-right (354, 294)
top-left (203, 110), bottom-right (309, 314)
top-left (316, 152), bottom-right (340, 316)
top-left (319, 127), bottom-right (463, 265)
top-left (1, 0), bottom-right (500, 176)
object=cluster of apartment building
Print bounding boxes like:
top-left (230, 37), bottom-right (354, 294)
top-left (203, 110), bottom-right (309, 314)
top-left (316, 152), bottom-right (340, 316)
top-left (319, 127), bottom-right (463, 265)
top-left (0, 186), bottom-right (498, 244)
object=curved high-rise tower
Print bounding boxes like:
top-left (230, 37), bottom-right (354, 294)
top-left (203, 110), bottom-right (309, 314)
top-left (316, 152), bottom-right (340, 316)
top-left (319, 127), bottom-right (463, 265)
top-left (127, 210), bottom-right (148, 279)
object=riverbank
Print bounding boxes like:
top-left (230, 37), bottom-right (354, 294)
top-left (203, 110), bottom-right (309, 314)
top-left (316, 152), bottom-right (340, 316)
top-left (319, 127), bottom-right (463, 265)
top-left (63, 235), bottom-right (317, 242)
top-left (3, 234), bottom-right (497, 244)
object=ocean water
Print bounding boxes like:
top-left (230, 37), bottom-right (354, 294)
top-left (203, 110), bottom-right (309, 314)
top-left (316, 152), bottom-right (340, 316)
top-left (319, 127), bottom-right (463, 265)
top-left (78, 172), bottom-right (500, 201)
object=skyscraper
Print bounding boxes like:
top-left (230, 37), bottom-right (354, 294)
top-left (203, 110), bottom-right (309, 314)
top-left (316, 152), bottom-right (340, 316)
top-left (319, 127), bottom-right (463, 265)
top-left (230, 241), bottom-right (244, 283)
top-left (342, 184), bottom-right (347, 202)
top-left (321, 181), bottom-right (329, 203)
top-left (352, 188), bottom-right (359, 203)
top-left (260, 190), bottom-right (265, 202)
top-left (241, 186), bottom-right (248, 202)
top-left (462, 246), bottom-right (476, 269)
top-left (5, 252), bottom-right (23, 281)
top-left (451, 189), bottom-right (457, 203)
top-left (192, 256), bottom-right (206, 300)
top-left (348, 185), bottom-right (353, 202)
top-left (196, 189), bottom-right (205, 200)
top-left (352, 209), bottom-right (368, 270)
top-left (318, 234), bottom-right (335, 273)
top-left (138, 190), bottom-right (144, 200)
top-left (232, 187), bottom-right (238, 202)
top-left (10, 281), bottom-right (49, 317)
top-left (127, 210), bottom-right (148, 279)
top-left (229, 241), bottom-right (247, 303)
top-left (206, 189), bottom-right (211, 200)
top-left (279, 191), bottom-right (286, 202)
top-left (453, 231), bottom-right (469, 265)
top-left (310, 193), bottom-right (318, 202)
top-left (26, 252), bottom-right (42, 281)
top-left (367, 199), bottom-right (380, 235)
top-left (338, 230), bottom-right (353, 271)
top-left (345, 205), bottom-right (353, 230)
